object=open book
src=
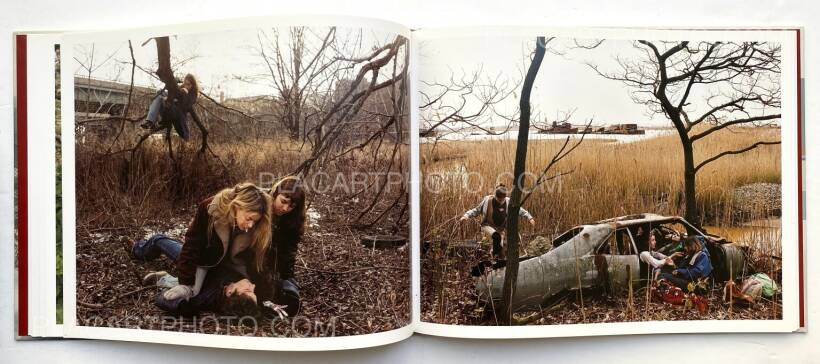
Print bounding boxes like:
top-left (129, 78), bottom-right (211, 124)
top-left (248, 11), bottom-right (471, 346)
top-left (14, 15), bottom-right (805, 350)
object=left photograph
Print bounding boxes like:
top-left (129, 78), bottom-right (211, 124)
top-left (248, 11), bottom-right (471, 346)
top-left (68, 24), bottom-right (410, 337)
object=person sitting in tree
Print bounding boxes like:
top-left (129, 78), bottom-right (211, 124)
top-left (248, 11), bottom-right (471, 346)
top-left (140, 73), bottom-right (199, 140)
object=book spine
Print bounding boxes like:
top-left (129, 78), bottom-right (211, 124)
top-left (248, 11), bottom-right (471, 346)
top-left (796, 28), bottom-right (804, 329)
top-left (15, 33), bottom-right (28, 338)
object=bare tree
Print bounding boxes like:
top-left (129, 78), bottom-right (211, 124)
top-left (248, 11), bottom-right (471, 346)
top-left (288, 33), bottom-right (408, 175)
top-left (419, 68), bottom-right (519, 137)
top-left (79, 29), bottom-right (408, 227)
top-left (501, 36), bottom-right (547, 325)
top-left (118, 37), bottom-right (213, 160)
top-left (242, 27), bottom-right (409, 167)
top-left (590, 41), bottom-right (781, 227)
top-left (73, 43), bottom-right (129, 125)
top-left (250, 27), bottom-right (341, 141)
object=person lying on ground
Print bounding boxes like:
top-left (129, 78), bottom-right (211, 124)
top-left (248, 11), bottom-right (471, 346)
top-left (127, 182), bottom-right (272, 305)
top-left (128, 178), bottom-right (307, 317)
top-left (459, 184), bottom-right (534, 261)
top-left (659, 236), bottom-right (713, 292)
top-left (143, 265), bottom-right (260, 318)
top-left (140, 73), bottom-right (199, 140)
top-left (143, 264), bottom-right (297, 319)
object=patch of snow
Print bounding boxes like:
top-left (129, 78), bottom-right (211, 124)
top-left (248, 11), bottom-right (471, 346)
top-left (307, 207), bottom-right (322, 228)
top-left (89, 232), bottom-right (111, 244)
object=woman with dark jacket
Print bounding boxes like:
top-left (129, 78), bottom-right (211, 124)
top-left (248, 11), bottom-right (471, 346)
top-left (130, 177), bottom-right (307, 317)
top-left (129, 182), bottom-right (273, 303)
top-left (255, 176), bottom-right (308, 316)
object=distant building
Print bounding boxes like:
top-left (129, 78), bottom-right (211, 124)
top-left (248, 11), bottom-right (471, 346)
top-left (74, 76), bottom-right (156, 120)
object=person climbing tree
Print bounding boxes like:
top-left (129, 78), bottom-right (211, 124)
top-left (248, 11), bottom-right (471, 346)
top-left (140, 73), bottom-right (199, 141)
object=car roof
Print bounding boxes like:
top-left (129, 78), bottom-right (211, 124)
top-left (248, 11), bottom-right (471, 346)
top-left (590, 213), bottom-right (684, 228)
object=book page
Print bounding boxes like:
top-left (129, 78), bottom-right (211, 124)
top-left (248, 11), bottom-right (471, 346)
top-left (15, 33), bottom-right (64, 338)
top-left (413, 26), bottom-right (801, 338)
top-left (58, 15), bottom-right (413, 350)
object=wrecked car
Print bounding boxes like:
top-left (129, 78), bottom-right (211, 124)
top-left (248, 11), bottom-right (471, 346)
top-left (475, 213), bottom-right (748, 311)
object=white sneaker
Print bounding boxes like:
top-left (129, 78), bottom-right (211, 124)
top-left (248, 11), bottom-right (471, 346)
top-left (142, 271), bottom-right (168, 286)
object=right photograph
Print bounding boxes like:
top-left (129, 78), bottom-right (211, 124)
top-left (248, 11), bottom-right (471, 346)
top-left (419, 33), bottom-right (784, 325)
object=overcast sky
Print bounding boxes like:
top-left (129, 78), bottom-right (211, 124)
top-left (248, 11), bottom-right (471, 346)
top-left (72, 26), bottom-right (402, 100)
top-left (418, 35), bottom-right (781, 128)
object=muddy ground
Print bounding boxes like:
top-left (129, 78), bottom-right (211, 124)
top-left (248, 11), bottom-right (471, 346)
top-left (76, 194), bottom-right (410, 337)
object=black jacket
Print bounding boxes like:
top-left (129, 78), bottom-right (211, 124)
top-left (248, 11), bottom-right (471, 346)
top-left (268, 222), bottom-right (300, 281)
top-left (160, 87), bottom-right (195, 140)
top-left (177, 197), bottom-right (233, 285)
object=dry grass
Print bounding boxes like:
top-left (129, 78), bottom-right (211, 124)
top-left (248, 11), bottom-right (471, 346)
top-left (76, 136), bottom-right (407, 227)
top-left (421, 127), bottom-right (781, 242)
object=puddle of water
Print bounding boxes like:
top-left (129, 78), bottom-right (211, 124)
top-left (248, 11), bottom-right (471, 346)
top-left (704, 218), bottom-right (781, 251)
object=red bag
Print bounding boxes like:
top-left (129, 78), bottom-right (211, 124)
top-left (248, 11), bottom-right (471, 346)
top-left (653, 280), bottom-right (685, 305)
top-left (663, 286), bottom-right (685, 305)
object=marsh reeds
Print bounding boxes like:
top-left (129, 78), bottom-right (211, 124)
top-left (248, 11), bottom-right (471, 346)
top-left (421, 127), bottom-right (783, 324)
top-left (421, 127), bottom-right (780, 248)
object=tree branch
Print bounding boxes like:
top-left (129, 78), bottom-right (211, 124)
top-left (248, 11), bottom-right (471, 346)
top-left (695, 140), bottom-right (781, 173)
top-left (691, 114), bottom-right (781, 142)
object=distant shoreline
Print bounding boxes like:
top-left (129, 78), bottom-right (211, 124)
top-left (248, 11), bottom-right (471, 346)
top-left (421, 128), bottom-right (675, 144)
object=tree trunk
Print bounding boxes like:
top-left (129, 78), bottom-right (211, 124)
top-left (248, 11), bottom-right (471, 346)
top-left (154, 37), bottom-right (180, 100)
top-left (668, 110), bottom-right (700, 231)
top-left (682, 140), bottom-right (700, 230)
top-left (501, 36), bottom-right (546, 325)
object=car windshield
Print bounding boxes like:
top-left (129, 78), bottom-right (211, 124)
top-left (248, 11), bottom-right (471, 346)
top-left (551, 226), bottom-right (583, 248)
top-left (595, 228), bottom-right (637, 255)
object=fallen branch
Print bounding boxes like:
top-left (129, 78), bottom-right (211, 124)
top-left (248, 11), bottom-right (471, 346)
top-left (78, 286), bottom-right (155, 309)
top-left (513, 296), bottom-right (568, 325)
top-left (298, 265), bottom-right (409, 275)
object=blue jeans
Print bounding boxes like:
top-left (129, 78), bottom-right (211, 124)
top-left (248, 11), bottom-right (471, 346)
top-left (132, 234), bottom-right (182, 261)
top-left (146, 90), bottom-right (166, 123)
